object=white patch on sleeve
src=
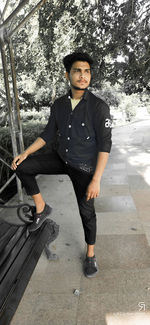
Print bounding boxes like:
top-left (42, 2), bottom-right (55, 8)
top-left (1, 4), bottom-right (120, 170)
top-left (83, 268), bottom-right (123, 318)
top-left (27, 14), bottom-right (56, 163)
top-left (105, 118), bottom-right (112, 128)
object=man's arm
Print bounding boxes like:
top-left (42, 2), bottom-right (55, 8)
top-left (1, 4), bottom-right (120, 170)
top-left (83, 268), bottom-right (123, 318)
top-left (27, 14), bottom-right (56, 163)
top-left (86, 152), bottom-right (109, 201)
top-left (11, 137), bottom-right (46, 170)
top-left (86, 99), bottom-right (112, 201)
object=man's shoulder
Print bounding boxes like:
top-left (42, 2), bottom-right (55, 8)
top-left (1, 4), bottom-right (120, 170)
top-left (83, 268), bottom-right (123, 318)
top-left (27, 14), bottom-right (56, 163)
top-left (87, 90), bottom-right (109, 110)
top-left (54, 93), bottom-right (68, 105)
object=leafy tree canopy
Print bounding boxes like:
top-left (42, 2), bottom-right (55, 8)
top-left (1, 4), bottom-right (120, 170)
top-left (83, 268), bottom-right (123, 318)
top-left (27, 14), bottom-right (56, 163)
top-left (38, 0), bottom-right (150, 95)
top-left (0, 0), bottom-right (149, 107)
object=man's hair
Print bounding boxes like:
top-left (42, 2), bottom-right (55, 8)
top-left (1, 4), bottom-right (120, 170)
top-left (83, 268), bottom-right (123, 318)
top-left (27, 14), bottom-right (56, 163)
top-left (63, 52), bottom-right (93, 73)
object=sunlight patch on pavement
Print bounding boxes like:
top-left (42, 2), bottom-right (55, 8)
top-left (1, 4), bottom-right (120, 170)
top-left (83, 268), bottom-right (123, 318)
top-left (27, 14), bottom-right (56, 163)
top-left (128, 153), bottom-right (150, 168)
top-left (128, 153), bottom-right (150, 185)
top-left (140, 167), bottom-right (150, 186)
top-left (119, 148), bottom-right (127, 154)
top-left (106, 312), bottom-right (150, 325)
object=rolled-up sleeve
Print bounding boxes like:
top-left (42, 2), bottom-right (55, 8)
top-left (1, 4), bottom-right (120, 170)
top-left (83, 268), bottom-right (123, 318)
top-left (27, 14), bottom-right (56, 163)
top-left (40, 104), bottom-right (57, 144)
top-left (94, 102), bottom-right (112, 153)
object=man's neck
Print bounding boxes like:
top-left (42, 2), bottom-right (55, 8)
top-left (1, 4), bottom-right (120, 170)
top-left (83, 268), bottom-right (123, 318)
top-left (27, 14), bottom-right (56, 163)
top-left (71, 88), bottom-right (85, 99)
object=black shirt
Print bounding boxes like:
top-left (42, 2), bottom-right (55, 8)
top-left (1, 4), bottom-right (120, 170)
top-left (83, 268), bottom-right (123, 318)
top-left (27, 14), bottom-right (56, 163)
top-left (40, 89), bottom-right (112, 173)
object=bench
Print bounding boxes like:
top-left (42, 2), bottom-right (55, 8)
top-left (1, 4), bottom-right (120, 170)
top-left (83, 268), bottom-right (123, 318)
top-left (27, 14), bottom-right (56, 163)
top-left (0, 205), bottom-right (59, 325)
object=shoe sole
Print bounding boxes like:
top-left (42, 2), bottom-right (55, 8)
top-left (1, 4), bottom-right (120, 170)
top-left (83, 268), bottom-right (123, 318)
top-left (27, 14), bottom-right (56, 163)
top-left (84, 269), bottom-right (98, 278)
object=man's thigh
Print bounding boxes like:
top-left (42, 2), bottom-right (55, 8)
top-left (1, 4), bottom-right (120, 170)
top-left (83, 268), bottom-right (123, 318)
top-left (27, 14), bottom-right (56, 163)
top-left (17, 151), bottom-right (66, 176)
top-left (68, 167), bottom-right (95, 218)
top-left (68, 166), bottom-right (93, 202)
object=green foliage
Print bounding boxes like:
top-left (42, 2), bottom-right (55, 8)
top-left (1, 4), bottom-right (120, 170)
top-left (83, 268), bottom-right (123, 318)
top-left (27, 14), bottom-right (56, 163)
top-left (0, 129), bottom-right (14, 189)
top-left (0, 119), bottom-right (46, 188)
top-left (119, 94), bottom-right (138, 121)
top-left (38, 0), bottom-right (150, 94)
top-left (0, 0), bottom-right (149, 111)
top-left (92, 82), bottom-right (121, 107)
top-left (140, 91), bottom-right (150, 114)
top-left (0, 1), bottom-right (150, 121)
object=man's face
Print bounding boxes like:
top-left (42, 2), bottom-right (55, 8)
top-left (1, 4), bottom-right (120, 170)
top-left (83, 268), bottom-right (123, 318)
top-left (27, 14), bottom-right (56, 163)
top-left (66, 61), bottom-right (91, 90)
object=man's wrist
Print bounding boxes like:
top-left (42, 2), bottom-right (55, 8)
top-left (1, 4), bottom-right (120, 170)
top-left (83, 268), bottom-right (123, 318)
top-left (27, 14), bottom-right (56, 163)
top-left (92, 175), bottom-right (101, 182)
top-left (23, 150), bottom-right (29, 157)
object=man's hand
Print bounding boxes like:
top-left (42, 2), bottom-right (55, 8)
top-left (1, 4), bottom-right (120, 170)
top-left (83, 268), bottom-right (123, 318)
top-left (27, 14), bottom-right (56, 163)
top-left (11, 138), bottom-right (46, 171)
top-left (11, 152), bottom-right (28, 170)
top-left (86, 179), bottom-right (100, 201)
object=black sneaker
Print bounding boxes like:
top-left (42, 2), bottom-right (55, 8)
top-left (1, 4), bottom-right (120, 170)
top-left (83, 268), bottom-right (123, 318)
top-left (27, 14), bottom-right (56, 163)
top-left (28, 204), bottom-right (52, 232)
top-left (31, 205), bottom-right (36, 216)
top-left (84, 255), bottom-right (98, 278)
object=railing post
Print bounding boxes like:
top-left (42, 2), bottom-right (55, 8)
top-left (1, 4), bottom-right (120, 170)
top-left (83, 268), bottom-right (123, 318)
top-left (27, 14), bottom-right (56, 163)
top-left (0, 44), bottom-right (23, 202)
top-left (8, 39), bottom-right (24, 153)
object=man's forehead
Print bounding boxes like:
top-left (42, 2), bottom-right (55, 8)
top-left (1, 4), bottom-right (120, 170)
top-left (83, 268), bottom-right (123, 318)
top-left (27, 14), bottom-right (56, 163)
top-left (71, 61), bottom-right (91, 69)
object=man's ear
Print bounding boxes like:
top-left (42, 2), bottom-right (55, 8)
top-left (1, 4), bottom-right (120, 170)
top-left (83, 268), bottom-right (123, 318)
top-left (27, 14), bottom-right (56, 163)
top-left (65, 71), bottom-right (70, 81)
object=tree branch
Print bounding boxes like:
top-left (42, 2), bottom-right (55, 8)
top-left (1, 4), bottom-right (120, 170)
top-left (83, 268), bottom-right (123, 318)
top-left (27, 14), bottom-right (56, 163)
top-left (0, 0), bottom-right (29, 29)
top-left (9, 0), bottom-right (47, 38)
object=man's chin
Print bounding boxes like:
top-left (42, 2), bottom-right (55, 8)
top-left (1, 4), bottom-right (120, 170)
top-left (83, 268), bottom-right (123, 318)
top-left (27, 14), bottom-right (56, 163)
top-left (72, 84), bottom-right (88, 91)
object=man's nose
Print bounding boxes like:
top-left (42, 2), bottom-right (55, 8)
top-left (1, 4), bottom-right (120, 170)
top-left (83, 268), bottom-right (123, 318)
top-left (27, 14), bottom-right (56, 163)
top-left (80, 71), bottom-right (86, 79)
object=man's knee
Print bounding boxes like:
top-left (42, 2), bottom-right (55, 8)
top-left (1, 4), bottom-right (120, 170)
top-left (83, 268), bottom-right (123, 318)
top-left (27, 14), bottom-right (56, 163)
top-left (15, 158), bottom-right (30, 175)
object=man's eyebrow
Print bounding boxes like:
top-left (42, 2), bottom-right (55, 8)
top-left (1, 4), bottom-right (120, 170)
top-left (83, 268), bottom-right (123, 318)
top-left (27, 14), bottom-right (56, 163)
top-left (72, 68), bottom-right (91, 71)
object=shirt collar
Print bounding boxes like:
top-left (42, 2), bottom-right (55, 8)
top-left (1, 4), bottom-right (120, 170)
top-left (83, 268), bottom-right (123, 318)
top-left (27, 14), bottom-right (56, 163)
top-left (67, 88), bottom-right (89, 101)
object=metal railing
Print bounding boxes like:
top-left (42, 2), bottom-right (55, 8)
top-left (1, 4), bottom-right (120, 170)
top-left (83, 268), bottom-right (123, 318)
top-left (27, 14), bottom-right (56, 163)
top-left (0, 0), bottom-right (47, 202)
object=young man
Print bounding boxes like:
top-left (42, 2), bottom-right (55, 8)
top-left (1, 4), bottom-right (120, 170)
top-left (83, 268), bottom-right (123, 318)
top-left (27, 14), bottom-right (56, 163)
top-left (11, 52), bottom-right (112, 278)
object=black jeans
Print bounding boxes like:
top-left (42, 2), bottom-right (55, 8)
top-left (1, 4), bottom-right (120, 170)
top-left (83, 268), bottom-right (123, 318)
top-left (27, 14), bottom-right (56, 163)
top-left (16, 151), bottom-right (96, 245)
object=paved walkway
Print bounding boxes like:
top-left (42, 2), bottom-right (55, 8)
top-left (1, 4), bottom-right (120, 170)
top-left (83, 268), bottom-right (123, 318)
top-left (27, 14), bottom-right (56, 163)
top-left (1, 118), bottom-right (150, 325)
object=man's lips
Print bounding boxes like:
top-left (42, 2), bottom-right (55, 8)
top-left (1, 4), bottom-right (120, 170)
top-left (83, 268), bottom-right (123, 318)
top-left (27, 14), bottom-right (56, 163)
top-left (77, 80), bottom-right (87, 84)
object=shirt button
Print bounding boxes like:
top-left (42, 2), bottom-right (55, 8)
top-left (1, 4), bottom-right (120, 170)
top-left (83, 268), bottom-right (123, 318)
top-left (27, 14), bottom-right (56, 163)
top-left (67, 137), bottom-right (70, 140)
top-left (65, 161), bottom-right (68, 164)
top-left (66, 149), bottom-right (68, 152)
top-left (68, 125), bottom-right (71, 128)
top-left (81, 123), bottom-right (85, 126)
